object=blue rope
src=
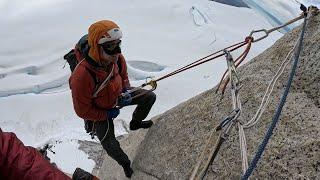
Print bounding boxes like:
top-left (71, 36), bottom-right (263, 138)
top-left (242, 14), bottom-right (308, 180)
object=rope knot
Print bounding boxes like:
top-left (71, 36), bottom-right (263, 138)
top-left (245, 36), bottom-right (254, 43)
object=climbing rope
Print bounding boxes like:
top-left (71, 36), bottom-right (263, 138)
top-left (189, 5), bottom-right (318, 180)
top-left (152, 41), bottom-right (248, 83)
top-left (131, 6), bottom-right (318, 100)
top-left (215, 6), bottom-right (319, 95)
top-left (126, 39), bottom-right (250, 101)
top-left (190, 50), bottom-right (243, 180)
top-left (241, 9), bottom-right (308, 180)
top-left (216, 37), bottom-right (253, 94)
top-left (235, 40), bottom-right (300, 170)
top-left (243, 39), bottom-right (299, 129)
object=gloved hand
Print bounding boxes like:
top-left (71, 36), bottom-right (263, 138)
top-left (106, 108), bottom-right (120, 119)
top-left (122, 88), bottom-right (129, 93)
top-left (117, 91), bottom-right (132, 107)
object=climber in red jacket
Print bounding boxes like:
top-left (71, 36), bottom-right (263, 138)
top-left (0, 128), bottom-right (98, 180)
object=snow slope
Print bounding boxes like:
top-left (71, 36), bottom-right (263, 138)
top-left (244, 0), bottom-right (320, 33)
top-left (0, 0), bottom-right (285, 174)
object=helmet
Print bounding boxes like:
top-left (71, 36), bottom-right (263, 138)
top-left (98, 28), bottom-right (122, 44)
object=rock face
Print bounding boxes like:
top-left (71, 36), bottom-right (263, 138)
top-left (98, 14), bottom-right (320, 179)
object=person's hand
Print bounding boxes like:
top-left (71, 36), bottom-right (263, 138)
top-left (106, 108), bottom-right (120, 119)
top-left (122, 88), bottom-right (128, 93)
top-left (117, 91), bottom-right (132, 107)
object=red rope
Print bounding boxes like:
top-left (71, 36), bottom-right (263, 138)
top-left (216, 37), bottom-right (253, 94)
top-left (155, 41), bottom-right (248, 82)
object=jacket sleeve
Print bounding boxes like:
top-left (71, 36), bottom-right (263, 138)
top-left (0, 128), bottom-right (71, 180)
top-left (118, 54), bottom-right (130, 89)
top-left (70, 66), bottom-right (107, 121)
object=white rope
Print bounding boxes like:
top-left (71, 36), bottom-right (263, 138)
top-left (72, 58), bottom-right (85, 73)
top-left (231, 64), bottom-right (249, 175)
top-left (100, 119), bottom-right (110, 143)
top-left (189, 42), bottom-right (298, 178)
top-left (93, 64), bottom-right (114, 98)
top-left (237, 39), bottom-right (299, 177)
top-left (238, 124), bottom-right (248, 173)
top-left (243, 40), bottom-right (299, 129)
top-left (71, 58), bottom-right (115, 98)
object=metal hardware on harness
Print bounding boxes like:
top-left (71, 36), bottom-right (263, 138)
top-left (141, 78), bottom-right (158, 91)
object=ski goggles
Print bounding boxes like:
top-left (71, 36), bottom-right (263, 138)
top-left (99, 39), bottom-right (121, 51)
top-left (100, 40), bottom-right (122, 55)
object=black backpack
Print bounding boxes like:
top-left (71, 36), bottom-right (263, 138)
top-left (63, 34), bottom-right (89, 72)
top-left (64, 34), bottom-right (98, 136)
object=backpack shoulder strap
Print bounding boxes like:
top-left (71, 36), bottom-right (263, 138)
top-left (84, 66), bottom-right (99, 93)
top-left (117, 59), bottom-right (122, 73)
top-left (92, 64), bottom-right (114, 98)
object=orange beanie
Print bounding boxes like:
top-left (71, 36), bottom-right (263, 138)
top-left (88, 20), bottom-right (122, 63)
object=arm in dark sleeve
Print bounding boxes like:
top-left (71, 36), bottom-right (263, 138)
top-left (0, 128), bottom-right (71, 180)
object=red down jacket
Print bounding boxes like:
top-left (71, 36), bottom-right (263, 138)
top-left (0, 128), bottom-right (71, 180)
top-left (69, 54), bottom-right (130, 121)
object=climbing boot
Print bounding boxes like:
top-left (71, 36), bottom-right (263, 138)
top-left (130, 120), bottom-right (153, 131)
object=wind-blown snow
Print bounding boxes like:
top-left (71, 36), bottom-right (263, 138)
top-left (0, 0), bottom-right (291, 174)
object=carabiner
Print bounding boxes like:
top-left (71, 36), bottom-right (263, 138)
top-left (141, 77), bottom-right (158, 91)
top-left (147, 79), bottom-right (158, 91)
top-left (249, 29), bottom-right (269, 43)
